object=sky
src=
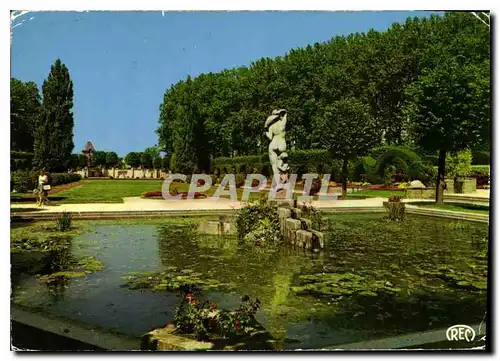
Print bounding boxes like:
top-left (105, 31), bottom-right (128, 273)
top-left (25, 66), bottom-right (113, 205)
top-left (11, 11), bottom-right (441, 157)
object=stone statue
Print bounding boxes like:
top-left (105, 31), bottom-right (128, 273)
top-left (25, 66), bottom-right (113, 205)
top-left (265, 109), bottom-right (289, 190)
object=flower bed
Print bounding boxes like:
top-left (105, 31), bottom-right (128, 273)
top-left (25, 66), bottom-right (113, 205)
top-left (141, 191), bottom-right (207, 200)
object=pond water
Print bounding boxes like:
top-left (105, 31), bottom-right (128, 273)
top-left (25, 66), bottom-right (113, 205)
top-left (11, 214), bottom-right (488, 350)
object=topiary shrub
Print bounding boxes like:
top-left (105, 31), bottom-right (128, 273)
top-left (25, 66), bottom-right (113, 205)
top-left (374, 146), bottom-right (422, 182)
top-left (352, 156), bottom-right (376, 182)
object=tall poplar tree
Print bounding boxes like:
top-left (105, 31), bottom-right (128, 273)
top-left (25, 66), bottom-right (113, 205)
top-left (34, 59), bottom-right (74, 172)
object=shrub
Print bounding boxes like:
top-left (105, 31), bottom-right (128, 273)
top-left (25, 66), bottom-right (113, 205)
top-left (235, 174), bottom-right (246, 188)
top-left (55, 211), bottom-right (73, 231)
top-left (11, 171), bottom-right (82, 193)
top-left (470, 165), bottom-right (490, 186)
top-left (236, 199), bottom-right (281, 246)
top-left (173, 289), bottom-right (261, 341)
top-left (11, 170), bottom-right (37, 193)
top-left (352, 156), bottom-right (376, 182)
top-left (385, 201), bottom-right (405, 221)
top-left (446, 150), bottom-right (472, 179)
top-left (374, 146), bottom-right (422, 180)
top-left (472, 150), bottom-right (490, 165)
top-left (10, 151), bottom-right (34, 171)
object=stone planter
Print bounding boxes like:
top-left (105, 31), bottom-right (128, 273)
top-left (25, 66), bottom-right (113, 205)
top-left (454, 178), bottom-right (477, 194)
top-left (141, 322), bottom-right (276, 351)
top-left (444, 178), bottom-right (455, 193)
top-left (405, 188), bottom-right (436, 199)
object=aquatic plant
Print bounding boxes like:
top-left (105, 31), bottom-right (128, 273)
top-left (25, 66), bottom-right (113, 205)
top-left (291, 272), bottom-right (402, 300)
top-left (121, 267), bottom-right (233, 293)
top-left (55, 211), bottom-right (73, 231)
top-left (38, 256), bottom-right (104, 283)
top-left (11, 236), bottom-right (71, 253)
top-left (173, 290), bottom-right (262, 340)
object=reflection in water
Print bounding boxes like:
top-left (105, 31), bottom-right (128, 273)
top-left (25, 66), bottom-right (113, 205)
top-left (10, 215), bottom-right (488, 349)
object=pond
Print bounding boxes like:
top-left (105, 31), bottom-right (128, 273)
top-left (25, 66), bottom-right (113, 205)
top-left (10, 214), bottom-right (488, 350)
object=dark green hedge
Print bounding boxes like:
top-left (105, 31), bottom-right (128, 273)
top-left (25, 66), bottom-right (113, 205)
top-left (11, 171), bottom-right (82, 193)
top-left (11, 151), bottom-right (34, 171)
top-left (212, 150), bottom-right (345, 181)
top-left (472, 151), bottom-right (490, 165)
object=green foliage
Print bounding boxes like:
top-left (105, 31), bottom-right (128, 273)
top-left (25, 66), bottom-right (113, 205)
top-left (153, 155), bottom-right (162, 169)
top-left (471, 149), bottom-right (490, 165)
top-left (235, 174), bottom-right (246, 188)
top-left (446, 149), bottom-right (473, 178)
top-left (34, 59), bottom-right (75, 172)
top-left (10, 171), bottom-right (81, 193)
top-left (173, 292), bottom-right (262, 341)
top-left (50, 173), bottom-right (82, 186)
top-left (10, 151), bottom-right (34, 171)
top-left (55, 211), bottom-right (73, 231)
top-left (236, 199), bottom-right (281, 246)
top-left (291, 272), bottom-right (402, 299)
top-left (91, 151), bottom-right (107, 168)
top-left (78, 154), bottom-right (88, 169)
top-left (11, 170), bottom-right (38, 193)
top-left (313, 97), bottom-right (381, 163)
top-left (140, 152), bottom-right (153, 169)
top-left (124, 152), bottom-right (141, 168)
top-left (352, 156), bottom-right (376, 182)
top-left (105, 152), bottom-right (119, 168)
top-left (121, 267), bottom-right (232, 293)
top-left (155, 13), bottom-right (489, 185)
top-left (470, 165), bottom-right (489, 176)
top-left (11, 78), bottom-right (41, 152)
top-left (374, 146), bottom-right (421, 177)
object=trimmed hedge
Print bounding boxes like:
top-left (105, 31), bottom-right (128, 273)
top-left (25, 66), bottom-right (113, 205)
top-left (470, 165), bottom-right (490, 186)
top-left (472, 150), bottom-right (490, 165)
top-left (213, 150), bottom-right (344, 181)
top-left (10, 151), bottom-right (34, 171)
top-left (11, 171), bottom-right (82, 193)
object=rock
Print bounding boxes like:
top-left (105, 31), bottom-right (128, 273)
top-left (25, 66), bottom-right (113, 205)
top-left (311, 230), bottom-right (324, 249)
top-left (285, 218), bottom-right (301, 231)
top-left (198, 221), bottom-right (233, 235)
top-left (408, 180), bottom-right (426, 189)
top-left (296, 230), bottom-right (312, 249)
top-left (278, 207), bottom-right (292, 220)
top-left (299, 218), bottom-right (312, 230)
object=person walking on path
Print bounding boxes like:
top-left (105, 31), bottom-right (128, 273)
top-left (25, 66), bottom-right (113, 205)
top-left (37, 171), bottom-right (51, 207)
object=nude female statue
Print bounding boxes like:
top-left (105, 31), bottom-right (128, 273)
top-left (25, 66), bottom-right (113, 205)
top-left (265, 109), bottom-right (289, 187)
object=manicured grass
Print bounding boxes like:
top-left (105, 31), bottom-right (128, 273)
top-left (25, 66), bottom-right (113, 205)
top-left (346, 190), bottom-right (405, 198)
top-left (53, 180), bottom-right (164, 203)
top-left (409, 202), bottom-right (490, 214)
top-left (12, 179), bottom-right (406, 204)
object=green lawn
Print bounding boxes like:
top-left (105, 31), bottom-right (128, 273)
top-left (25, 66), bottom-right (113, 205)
top-left (53, 180), bottom-right (164, 203)
top-left (11, 179), bottom-right (406, 204)
top-left (346, 190), bottom-right (405, 198)
top-left (409, 202), bottom-right (490, 214)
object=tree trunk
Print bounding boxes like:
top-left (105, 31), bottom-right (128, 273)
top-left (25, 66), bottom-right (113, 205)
top-left (341, 159), bottom-right (348, 200)
top-left (435, 149), bottom-right (446, 205)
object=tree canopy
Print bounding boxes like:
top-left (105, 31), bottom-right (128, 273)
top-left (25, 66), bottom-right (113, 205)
top-left (33, 59), bottom-right (75, 172)
top-left (157, 12), bottom-right (490, 176)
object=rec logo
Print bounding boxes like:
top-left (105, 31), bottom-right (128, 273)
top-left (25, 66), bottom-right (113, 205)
top-left (446, 325), bottom-right (476, 342)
